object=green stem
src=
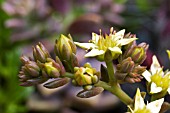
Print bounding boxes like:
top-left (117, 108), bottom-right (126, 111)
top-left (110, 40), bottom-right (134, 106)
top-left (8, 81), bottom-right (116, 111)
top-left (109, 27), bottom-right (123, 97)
top-left (68, 62), bottom-right (74, 73)
top-left (95, 81), bottom-right (133, 105)
top-left (63, 72), bottom-right (74, 79)
top-left (151, 91), bottom-right (167, 101)
top-left (105, 60), bottom-right (117, 85)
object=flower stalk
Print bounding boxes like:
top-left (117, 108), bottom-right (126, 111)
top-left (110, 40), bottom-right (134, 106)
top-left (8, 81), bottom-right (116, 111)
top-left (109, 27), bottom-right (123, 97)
top-left (105, 60), bottom-right (117, 85)
top-left (94, 81), bottom-right (133, 105)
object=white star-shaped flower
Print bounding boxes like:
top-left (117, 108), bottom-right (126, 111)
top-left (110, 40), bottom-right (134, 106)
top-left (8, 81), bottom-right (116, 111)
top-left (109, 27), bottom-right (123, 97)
top-left (128, 88), bottom-right (164, 113)
top-left (75, 27), bottom-right (137, 61)
top-left (142, 55), bottom-right (170, 94)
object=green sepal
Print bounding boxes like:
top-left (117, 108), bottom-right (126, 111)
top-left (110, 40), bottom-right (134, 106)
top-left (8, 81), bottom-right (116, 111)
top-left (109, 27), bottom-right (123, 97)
top-left (77, 87), bottom-right (104, 98)
top-left (100, 64), bottom-right (109, 83)
top-left (43, 78), bottom-right (69, 89)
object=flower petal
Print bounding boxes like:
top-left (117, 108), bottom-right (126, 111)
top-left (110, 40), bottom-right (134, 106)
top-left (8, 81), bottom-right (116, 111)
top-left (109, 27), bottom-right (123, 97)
top-left (142, 70), bottom-right (152, 82)
top-left (92, 32), bottom-right (100, 44)
top-left (167, 50), bottom-right (170, 60)
top-left (167, 87), bottom-right (170, 94)
top-left (164, 71), bottom-right (170, 77)
top-left (134, 88), bottom-right (145, 111)
top-left (74, 42), bottom-right (96, 50)
top-left (115, 29), bottom-right (125, 40)
top-left (127, 106), bottom-right (134, 113)
top-left (150, 82), bottom-right (162, 94)
top-left (85, 49), bottom-right (105, 57)
top-left (117, 38), bottom-right (137, 46)
top-left (108, 47), bottom-right (122, 54)
top-left (150, 55), bottom-right (161, 75)
top-left (146, 98), bottom-right (164, 113)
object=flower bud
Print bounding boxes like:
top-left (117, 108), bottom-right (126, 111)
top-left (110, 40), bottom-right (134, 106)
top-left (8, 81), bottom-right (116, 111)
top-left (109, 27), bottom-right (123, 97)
top-left (55, 56), bottom-right (66, 75)
top-left (18, 60), bottom-right (48, 86)
top-left (44, 62), bottom-right (60, 78)
top-left (20, 55), bottom-right (30, 64)
top-left (21, 61), bottom-right (40, 77)
top-left (43, 58), bottom-right (65, 78)
top-left (130, 65), bottom-right (146, 77)
top-left (117, 57), bottom-right (134, 73)
top-left (128, 47), bottom-right (145, 64)
top-left (123, 42), bottom-right (149, 65)
top-left (138, 42), bottom-right (149, 51)
top-left (92, 75), bottom-right (99, 84)
top-left (55, 34), bottom-right (76, 61)
top-left (73, 63), bottom-right (100, 86)
top-left (115, 57), bottom-right (146, 83)
top-left (24, 61), bottom-right (40, 77)
top-left (74, 67), bottom-right (92, 85)
top-left (33, 42), bottom-right (50, 63)
top-left (83, 85), bottom-right (93, 90)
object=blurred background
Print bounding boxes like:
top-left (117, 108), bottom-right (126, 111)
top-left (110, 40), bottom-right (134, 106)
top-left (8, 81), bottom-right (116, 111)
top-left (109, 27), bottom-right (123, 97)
top-left (0, 0), bottom-right (170, 113)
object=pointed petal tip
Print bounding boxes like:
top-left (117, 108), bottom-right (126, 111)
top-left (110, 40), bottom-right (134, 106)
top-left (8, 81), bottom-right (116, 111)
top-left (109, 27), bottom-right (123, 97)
top-left (74, 42), bottom-right (96, 50)
top-left (85, 49), bottom-right (105, 57)
top-left (134, 88), bottom-right (146, 111)
top-left (167, 88), bottom-right (170, 94)
top-left (108, 47), bottom-right (122, 54)
top-left (142, 70), bottom-right (151, 82)
top-left (147, 98), bottom-right (164, 113)
top-left (150, 82), bottom-right (162, 94)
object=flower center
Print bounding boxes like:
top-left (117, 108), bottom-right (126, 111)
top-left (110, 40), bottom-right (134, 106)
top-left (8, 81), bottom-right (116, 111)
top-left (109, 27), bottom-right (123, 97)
top-left (151, 72), bottom-right (169, 90)
top-left (134, 108), bottom-right (150, 113)
top-left (96, 35), bottom-right (117, 51)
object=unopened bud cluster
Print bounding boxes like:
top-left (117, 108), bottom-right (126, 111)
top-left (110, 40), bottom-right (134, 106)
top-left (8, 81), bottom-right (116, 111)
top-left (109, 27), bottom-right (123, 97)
top-left (19, 55), bottom-right (48, 86)
top-left (115, 35), bottom-right (148, 83)
top-left (19, 42), bottom-right (66, 86)
top-left (72, 63), bottom-right (100, 90)
top-left (122, 42), bottom-right (148, 64)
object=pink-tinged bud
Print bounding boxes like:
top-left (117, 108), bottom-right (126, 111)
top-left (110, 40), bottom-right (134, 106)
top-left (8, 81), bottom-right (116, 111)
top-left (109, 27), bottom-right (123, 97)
top-left (20, 55), bottom-right (30, 64)
top-left (55, 56), bottom-right (66, 75)
top-left (115, 57), bottom-right (146, 83)
top-left (123, 42), bottom-right (149, 65)
top-left (22, 61), bottom-right (40, 77)
top-left (117, 57), bottom-right (135, 73)
top-left (138, 42), bottom-right (149, 51)
top-left (33, 42), bottom-right (50, 63)
top-left (18, 59), bottom-right (48, 86)
top-left (127, 47), bottom-right (145, 64)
